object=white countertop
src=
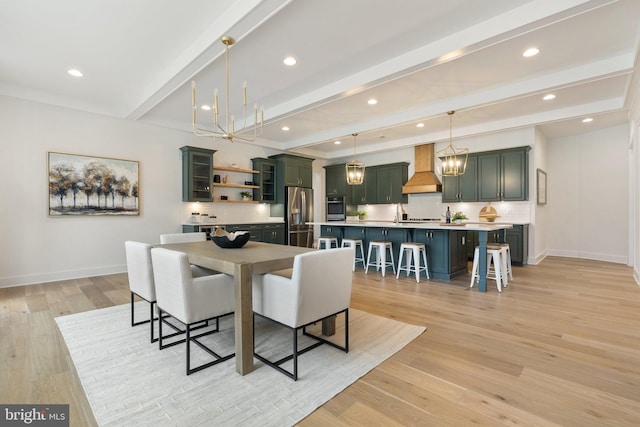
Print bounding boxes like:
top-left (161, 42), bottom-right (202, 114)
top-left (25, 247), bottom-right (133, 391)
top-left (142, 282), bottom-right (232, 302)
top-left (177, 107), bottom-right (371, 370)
top-left (183, 220), bottom-right (284, 226)
top-left (308, 221), bottom-right (512, 231)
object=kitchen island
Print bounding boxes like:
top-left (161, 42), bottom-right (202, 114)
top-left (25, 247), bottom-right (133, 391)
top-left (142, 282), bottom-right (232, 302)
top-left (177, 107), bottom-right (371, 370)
top-left (308, 221), bottom-right (512, 292)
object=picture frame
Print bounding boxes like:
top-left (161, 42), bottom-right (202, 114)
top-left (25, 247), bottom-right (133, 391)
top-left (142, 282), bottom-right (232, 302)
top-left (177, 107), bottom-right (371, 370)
top-left (536, 168), bottom-right (547, 206)
top-left (48, 152), bottom-right (140, 216)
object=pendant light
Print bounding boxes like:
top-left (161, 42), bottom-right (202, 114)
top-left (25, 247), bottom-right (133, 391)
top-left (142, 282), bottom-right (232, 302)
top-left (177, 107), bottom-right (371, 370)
top-left (191, 35), bottom-right (263, 143)
top-left (437, 111), bottom-right (468, 176)
top-left (345, 133), bottom-right (365, 185)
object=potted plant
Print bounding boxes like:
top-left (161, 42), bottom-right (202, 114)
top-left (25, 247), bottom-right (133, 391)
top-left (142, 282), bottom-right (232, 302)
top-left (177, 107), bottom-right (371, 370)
top-left (355, 210), bottom-right (367, 221)
top-left (240, 191), bottom-right (252, 201)
top-left (451, 211), bottom-right (468, 223)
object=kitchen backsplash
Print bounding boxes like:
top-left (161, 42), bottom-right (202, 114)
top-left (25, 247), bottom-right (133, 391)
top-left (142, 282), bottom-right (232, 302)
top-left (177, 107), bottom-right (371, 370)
top-left (181, 202), bottom-right (281, 224)
top-left (356, 195), bottom-right (531, 223)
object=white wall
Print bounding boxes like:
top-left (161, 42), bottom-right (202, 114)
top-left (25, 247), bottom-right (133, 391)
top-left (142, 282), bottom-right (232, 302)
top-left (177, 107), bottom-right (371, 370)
top-left (532, 127), bottom-right (549, 264)
top-left (0, 96), bottom-right (303, 287)
top-left (545, 124), bottom-right (629, 264)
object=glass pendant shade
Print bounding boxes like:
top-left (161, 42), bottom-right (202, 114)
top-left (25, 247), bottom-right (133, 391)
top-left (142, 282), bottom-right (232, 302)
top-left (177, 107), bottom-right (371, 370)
top-left (346, 160), bottom-right (365, 185)
top-left (346, 133), bottom-right (365, 185)
top-left (437, 111), bottom-right (468, 176)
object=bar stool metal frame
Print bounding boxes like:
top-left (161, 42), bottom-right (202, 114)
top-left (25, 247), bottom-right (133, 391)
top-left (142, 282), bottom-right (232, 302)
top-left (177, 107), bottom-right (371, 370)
top-left (488, 243), bottom-right (512, 285)
top-left (396, 242), bottom-right (429, 282)
top-left (470, 246), bottom-right (504, 292)
top-left (317, 236), bottom-right (339, 249)
top-left (364, 240), bottom-right (396, 277)
top-left (341, 238), bottom-right (367, 271)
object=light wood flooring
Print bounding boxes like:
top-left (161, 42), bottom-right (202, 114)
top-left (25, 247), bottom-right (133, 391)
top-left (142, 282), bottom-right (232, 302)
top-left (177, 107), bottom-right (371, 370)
top-left (1, 257), bottom-right (639, 426)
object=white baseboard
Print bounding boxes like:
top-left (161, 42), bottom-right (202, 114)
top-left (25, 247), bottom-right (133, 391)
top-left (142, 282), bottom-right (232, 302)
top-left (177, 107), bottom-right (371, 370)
top-left (546, 249), bottom-right (628, 264)
top-left (0, 264), bottom-right (127, 288)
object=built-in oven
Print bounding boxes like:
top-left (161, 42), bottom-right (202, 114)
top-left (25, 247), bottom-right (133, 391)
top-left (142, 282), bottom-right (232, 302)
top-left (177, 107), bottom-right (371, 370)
top-left (326, 196), bottom-right (346, 221)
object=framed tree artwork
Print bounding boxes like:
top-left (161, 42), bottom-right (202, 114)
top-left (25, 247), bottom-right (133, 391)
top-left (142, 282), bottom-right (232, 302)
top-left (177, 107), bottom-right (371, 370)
top-left (536, 168), bottom-right (547, 206)
top-left (48, 152), bottom-right (140, 216)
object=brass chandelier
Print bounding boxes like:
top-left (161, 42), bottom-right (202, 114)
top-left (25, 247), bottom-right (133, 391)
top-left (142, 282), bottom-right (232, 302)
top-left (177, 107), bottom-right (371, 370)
top-left (191, 35), bottom-right (263, 142)
top-left (345, 133), bottom-right (365, 185)
top-left (437, 111), bottom-right (468, 176)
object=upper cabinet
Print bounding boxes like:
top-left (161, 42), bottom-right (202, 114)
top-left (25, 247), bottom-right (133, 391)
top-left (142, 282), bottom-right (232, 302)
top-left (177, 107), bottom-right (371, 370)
top-left (324, 164), bottom-right (347, 197)
top-left (324, 162), bottom-right (408, 205)
top-left (375, 163), bottom-right (408, 204)
top-left (252, 158), bottom-right (277, 204)
top-left (180, 146), bottom-right (215, 202)
top-left (269, 154), bottom-right (314, 203)
top-left (442, 146), bottom-right (530, 203)
top-left (442, 155), bottom-right (478, 203)
top-left (478, 147), bottom-right (530, 201)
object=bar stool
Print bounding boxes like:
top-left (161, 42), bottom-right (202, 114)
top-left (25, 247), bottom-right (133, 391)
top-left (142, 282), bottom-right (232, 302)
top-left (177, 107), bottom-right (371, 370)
top-left (488, 243), bottom-right (513, 285)
top-left (365, 240), bottom-right (395, 277)
top-left (470, 246), bottom-right (504, 292)
top-left (341, 238), bottom-right (366, 271)
top-left (396, 242), bottom-right (429, 282)
top-left (317, 236), bottom-right (338, 249)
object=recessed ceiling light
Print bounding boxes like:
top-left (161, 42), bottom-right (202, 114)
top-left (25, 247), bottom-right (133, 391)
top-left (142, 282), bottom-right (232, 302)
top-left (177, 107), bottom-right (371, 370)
top-left (334, 140), bottom-right (341, 145)
top-left (201, 105), bottom-right (211, 111)
top-left (522, 47), bottom-right (540, 58)
top-left (283, 56), bottom-right (297, 66)
top-left (282, 126), bottom-right (290, 131)
top-left (367, 99), bottom-right (378, 105)
top-left (543, 94), bottom-right (555, 101)
top-left (416, 123), bottom-right (425, 128)
top-left (582, 117), bottom-right (593, 123)
top-left (67, 69), bottom-right (83, 77)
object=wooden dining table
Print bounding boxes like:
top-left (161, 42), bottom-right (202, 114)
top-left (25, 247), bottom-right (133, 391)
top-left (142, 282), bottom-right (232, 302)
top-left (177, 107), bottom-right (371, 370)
top-left (159, 240), bottom-right (315, 375)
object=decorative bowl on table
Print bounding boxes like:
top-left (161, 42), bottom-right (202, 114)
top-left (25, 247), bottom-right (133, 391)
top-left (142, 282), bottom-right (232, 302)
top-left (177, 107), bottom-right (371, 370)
top-left (212, 230), bottom-right (251, 248)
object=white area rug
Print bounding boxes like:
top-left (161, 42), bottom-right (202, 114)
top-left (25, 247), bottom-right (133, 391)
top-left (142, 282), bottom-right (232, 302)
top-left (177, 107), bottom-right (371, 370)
top-left (56, 303), bottom-right (425, 426)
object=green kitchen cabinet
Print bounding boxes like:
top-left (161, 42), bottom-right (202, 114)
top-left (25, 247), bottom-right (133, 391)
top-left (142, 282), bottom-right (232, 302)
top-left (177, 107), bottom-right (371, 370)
top-left (324, 164), bottom-right (347, 197)
top-left (375, 163), bottom-right (408, 204)
top-left (442, 155), bottom-right (478, 202)
top-left (364, 167), bottom-right (378, 204)
top-left (262, 223), bottom-right (285, 244)
top-left (252, 158), bottom-right (277, 204)
top-left (505, 224), bottom-right (529, 265)
top-left (271, 154), bottom-right (313, 188)
top-left (224, 223), bottom-right (262, 241)
top-left (320, 225), bottom-right (342, 245)
top-left (180, 146), bottom-right (216, 202)
top-left (413, 229), bottom-right (467, 280)
top-left (449, 230), bottom-right (469, 274)
top-left (478, 147), bottom-right (529, 202)
top-left (365, 227), bottom-right (410, 268)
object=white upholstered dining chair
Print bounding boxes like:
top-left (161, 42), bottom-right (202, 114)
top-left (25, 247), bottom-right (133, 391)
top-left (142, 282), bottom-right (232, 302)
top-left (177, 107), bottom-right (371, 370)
top-left (151, 247), bottom-right (235, 375)
top-left (251, 246), bottom-right (354, 380)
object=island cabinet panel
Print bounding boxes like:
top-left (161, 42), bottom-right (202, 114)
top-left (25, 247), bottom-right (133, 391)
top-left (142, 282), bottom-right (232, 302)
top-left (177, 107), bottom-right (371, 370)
top-left (412, 229), bottom-right (467, 280)
top-left (342, 226), bottom-right (367, 241)
top-left (505, 224), bottom-right (529, 265)
top-left (413, 229), bottom-right (448, 278)
top-left (320, 225), bottom-right (343, 244)
top-left (365, 227), bottom-right (410, 267)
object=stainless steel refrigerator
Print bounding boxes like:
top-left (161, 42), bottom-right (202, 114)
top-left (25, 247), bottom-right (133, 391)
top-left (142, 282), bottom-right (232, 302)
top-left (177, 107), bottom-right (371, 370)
top-left (285, 186), bottom-right (313, 247)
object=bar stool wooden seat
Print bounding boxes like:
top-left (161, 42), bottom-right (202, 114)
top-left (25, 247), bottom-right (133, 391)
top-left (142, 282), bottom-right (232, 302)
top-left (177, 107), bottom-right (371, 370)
top-left (470, 246), bottom-right (504, 292)
top-left (341, 238), bottom-right (366, 271)
top-left (488, 243), bottom-right (513, 285)
top-left (396, 242), bottom-right (429, 282)
top-left (365, 240), bottom-right (395, 277)
top-left (317, 236), bottom-right (339, 249)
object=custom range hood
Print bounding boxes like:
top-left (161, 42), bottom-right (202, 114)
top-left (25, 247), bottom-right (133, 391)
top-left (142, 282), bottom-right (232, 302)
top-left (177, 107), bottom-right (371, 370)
top-left (402, 143), bottom-right (442, 194)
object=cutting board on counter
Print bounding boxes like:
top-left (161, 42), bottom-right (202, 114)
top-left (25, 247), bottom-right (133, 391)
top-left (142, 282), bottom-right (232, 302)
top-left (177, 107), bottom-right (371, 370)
top-left (479, 203), bottom-right (499, 222)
